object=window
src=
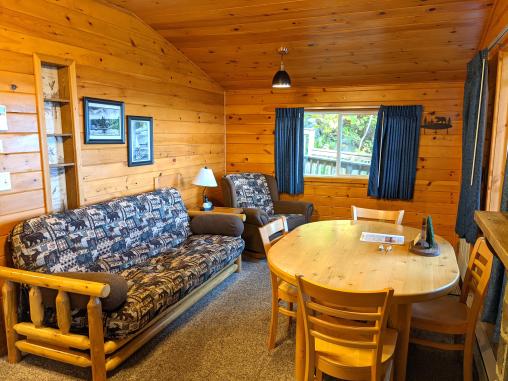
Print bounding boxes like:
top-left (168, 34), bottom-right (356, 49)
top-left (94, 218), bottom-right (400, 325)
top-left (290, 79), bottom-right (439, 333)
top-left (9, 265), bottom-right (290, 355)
top-left (304, 110), bottom-right (377, 177)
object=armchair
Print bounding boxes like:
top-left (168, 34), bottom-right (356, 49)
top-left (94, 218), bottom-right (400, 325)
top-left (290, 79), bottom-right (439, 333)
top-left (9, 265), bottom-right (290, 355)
top-left (222, 173), bottom-right (313, 255)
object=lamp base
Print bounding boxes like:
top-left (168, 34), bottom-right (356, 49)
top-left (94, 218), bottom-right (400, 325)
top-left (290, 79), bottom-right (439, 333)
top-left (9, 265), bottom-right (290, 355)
top-left (201, 195), bottom-right (214, 211)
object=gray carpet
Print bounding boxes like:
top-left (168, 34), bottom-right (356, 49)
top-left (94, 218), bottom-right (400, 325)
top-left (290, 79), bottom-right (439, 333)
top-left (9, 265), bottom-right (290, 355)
top-left (0, 259), bottom-right (470, 380)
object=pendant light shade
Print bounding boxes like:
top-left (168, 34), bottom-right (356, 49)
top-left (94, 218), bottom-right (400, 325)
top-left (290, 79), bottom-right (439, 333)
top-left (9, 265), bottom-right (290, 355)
top-left (272, 47), bottom-right (291, 88)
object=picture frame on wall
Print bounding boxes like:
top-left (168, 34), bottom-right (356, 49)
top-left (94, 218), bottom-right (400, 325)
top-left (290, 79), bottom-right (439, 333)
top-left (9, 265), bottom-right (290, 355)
top-left (84, 97), bottom-right (125, 144)
top-left (127, 116), bottom-right (154, 167)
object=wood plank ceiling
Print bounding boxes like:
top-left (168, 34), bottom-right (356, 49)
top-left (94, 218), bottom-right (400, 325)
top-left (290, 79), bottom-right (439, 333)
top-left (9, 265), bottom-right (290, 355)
top-left (109, 0), bottom-right (494, 89)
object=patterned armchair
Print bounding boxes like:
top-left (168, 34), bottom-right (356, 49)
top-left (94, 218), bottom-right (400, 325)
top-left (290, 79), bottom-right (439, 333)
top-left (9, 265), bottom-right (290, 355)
top-left (222, 173), bottom-right (313, 255)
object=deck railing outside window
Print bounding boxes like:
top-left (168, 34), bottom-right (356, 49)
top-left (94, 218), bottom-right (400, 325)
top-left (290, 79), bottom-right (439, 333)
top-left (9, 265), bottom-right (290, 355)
top-left (304, 110), bottom-right (377, 177)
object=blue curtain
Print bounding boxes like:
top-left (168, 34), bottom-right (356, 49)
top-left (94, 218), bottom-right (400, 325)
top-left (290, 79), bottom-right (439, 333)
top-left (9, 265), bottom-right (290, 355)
top-left (275, 108), bottom-right (304, 195)
top-left (367, 105), bottom-right (423, 200)
top-left (456, 49), bottom-right (489, 244)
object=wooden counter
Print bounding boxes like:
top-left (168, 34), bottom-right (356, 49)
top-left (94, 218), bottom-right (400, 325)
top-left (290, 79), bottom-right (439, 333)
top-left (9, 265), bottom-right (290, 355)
top-left (475, 211), bottom-right (508, 380)
top-left (475, 211), bottom-right (508, 267)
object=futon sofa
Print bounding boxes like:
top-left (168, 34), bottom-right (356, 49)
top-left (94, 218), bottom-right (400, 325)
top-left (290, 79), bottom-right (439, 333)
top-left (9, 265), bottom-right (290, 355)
top-left (222, 173), bottom-right (313, 255)
top-left (0, 188), bottom-right (244, 380)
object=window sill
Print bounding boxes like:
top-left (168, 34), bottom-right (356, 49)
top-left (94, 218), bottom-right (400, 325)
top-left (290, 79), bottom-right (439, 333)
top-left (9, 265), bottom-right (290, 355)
top-left (304, 176), bottom-right (369, 184)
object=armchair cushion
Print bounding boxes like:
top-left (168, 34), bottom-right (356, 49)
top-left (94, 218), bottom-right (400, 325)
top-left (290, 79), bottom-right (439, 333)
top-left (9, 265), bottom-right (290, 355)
top-left (243, 208), bottom-right (270, 227)
top-left (274, 200), bottom-right (314, 223)
top-left (40, 272), bottom-right (128, 312)
top-left (223, 173), bottom-right (274, 215)
top-left (190, 214), bottom-right (244, 237)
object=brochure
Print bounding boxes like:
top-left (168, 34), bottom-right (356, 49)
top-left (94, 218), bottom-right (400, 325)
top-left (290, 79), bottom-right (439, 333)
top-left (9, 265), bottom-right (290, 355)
top-left (360, 232), bottom-right (405, 245)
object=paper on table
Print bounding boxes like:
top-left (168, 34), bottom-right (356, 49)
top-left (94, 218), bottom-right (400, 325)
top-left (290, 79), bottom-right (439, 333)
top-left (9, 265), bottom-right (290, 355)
top-left (360, 232), bottom-right (405, 245)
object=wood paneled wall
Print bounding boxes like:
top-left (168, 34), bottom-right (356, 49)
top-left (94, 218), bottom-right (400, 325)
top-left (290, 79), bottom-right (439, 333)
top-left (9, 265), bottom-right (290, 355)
top-left (225, 83), bottom-right (463, 245)
top-left (0, 0), bottom-right (225, 266)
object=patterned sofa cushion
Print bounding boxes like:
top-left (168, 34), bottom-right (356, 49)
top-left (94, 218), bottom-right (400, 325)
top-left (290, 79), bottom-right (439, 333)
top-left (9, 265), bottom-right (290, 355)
top-left (104, 234), bottom-right (244, 338)
top-left (224, 173), bottom-right (274, 215)
top-left (51, 234), bottom-right (244, 339)
top-left (10, 188), bottom-right (191, 273)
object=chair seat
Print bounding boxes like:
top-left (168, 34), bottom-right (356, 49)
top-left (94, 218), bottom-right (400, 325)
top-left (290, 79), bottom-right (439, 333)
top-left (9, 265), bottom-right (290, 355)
top-left (278, 280), bottom-right (297, 302)
top-left (411, 295), bottom-right (468, 334)
top-left (315, 328), bottom-right (397, 371)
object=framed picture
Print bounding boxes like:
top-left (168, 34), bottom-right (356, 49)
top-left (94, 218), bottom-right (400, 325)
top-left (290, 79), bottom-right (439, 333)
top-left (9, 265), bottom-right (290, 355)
top-left (127, 116), bottom-right (154, 167)
top-left (84, 97), bottom-right (125, 144)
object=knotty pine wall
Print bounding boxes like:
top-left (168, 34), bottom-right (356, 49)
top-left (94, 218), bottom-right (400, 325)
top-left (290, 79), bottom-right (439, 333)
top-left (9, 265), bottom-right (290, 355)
top-left (225, 83), bottom-right (463, 245)
top-left (0, 0), bottom-right (225, 267)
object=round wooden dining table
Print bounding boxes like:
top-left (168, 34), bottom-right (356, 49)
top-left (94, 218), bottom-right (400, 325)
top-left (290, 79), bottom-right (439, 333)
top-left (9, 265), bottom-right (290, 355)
top-left (267, 220), bottom-right (460, 381)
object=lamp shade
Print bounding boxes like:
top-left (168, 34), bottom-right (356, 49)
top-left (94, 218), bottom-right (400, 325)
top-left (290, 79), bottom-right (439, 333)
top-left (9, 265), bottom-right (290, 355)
top-left (192, 167), bottom-right (217, 187)
top-left (272, 70), bottom-right (291, 88)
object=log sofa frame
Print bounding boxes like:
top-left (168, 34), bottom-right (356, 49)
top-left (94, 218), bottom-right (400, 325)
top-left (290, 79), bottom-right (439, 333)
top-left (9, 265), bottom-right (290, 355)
top-left (0, 256), bottom-right (241, 381)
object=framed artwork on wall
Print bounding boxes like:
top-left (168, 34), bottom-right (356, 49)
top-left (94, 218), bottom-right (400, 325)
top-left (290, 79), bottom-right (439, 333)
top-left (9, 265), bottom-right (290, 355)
top-left (127, 116), bottom-right (154, 167)
top-left (84, 97), bottom-right (125, 144)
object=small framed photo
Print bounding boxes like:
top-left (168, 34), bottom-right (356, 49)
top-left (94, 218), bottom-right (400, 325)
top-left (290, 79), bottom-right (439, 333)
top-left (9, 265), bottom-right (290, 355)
top-left (84, 97), bottom-right (125, 144)
top-left (127, 116), bottom-right (154, 167)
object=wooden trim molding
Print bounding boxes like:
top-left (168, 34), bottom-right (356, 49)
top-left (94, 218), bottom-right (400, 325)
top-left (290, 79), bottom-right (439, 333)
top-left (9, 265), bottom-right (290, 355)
top-left (486, 50), bottom-right (508, 211)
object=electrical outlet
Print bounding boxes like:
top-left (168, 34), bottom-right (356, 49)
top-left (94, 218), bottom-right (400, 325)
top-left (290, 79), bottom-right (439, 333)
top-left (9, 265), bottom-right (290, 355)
top-left (0, 105), bottom-right (7, 131)
top-left (0, 172), bottom-right (11, 191)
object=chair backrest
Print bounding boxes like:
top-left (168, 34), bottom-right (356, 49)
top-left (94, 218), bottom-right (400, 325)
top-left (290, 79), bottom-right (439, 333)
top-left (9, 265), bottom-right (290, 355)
top-left (460, 237), bottom-right (494, 329)
top-left (259, 217), bottom-right (288, 253)
top-left (223, 173), bottom-right (275, 215)
top-left (352, 206), bottom-right (404, 225)
top-left (296, 275), bottom-right (394, 381)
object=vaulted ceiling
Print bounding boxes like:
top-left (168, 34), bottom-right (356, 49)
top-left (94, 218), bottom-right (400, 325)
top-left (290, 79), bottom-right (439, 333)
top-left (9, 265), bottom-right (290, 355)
top-left (110, 0), bottom-right (494, 89)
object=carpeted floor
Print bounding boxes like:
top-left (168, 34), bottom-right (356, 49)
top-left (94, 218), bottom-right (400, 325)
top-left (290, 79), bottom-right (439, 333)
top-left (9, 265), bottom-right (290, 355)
top-left (0, 259), bottom-right (472, 381)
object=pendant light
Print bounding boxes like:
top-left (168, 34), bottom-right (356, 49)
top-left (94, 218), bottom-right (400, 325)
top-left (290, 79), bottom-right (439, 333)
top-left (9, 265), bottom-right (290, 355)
top-left (272, 47), bottom-right (291, 88)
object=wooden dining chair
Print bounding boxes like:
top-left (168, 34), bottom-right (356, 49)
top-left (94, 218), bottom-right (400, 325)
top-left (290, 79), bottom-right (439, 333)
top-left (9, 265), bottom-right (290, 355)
top-left (295, 275), bottom-right (397, 381)
top-left (263, 217), bottom-right (294, 349)
top-left (409, 237), bottom-right (494, 381)
top-left (351, 206), bottom-right (404, 225)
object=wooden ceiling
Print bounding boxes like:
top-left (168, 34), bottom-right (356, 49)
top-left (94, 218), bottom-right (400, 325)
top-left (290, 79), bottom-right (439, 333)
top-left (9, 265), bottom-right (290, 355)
top-left (110, 0), bottom-right (494, 89)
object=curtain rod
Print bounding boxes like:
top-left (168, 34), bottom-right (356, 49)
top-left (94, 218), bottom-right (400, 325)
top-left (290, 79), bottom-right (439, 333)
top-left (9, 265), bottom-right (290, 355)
top-left (488, 25), bottom-right (508, 51)
top-left (304, 106), bottom-right (380, 111)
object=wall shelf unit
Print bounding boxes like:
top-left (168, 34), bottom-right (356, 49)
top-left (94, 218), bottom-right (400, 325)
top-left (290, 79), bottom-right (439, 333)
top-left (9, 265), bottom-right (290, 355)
top-left (33, 53), bottom-right (82, 213)
top-left (43, 98), bottom-right (70, 104)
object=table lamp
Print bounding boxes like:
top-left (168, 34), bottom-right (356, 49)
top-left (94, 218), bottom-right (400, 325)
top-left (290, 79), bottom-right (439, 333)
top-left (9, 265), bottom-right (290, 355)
top-left (192, 166), bottom-right (217, 211)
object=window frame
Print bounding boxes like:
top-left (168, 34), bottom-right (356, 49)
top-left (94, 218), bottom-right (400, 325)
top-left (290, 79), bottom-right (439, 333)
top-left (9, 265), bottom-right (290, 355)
top-left (303, 108), bottom-right (378, 179)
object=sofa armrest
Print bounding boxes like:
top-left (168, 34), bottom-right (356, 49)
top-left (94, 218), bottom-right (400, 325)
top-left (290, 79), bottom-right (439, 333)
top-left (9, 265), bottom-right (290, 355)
top-left (243, 208), bottom-right (270, 227)
top-left (0, 267), bottom-right (110, 297)
top-left (190, 214), bottom-right (244, 237)
top-left (273, 200), bottom-right (314, 222)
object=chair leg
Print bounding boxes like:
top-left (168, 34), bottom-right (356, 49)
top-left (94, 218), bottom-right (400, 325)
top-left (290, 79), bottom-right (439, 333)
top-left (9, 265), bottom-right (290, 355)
top-left (315, 369), bottom-right (323, 381)
top-left (463, 334), bottom-right (474, 381)
top-left (268, 272), bottom-right (280, 350)
top-left (268, 302), bottom-right (279, 350)
top-left (287, 302), bottom-right (294, 334)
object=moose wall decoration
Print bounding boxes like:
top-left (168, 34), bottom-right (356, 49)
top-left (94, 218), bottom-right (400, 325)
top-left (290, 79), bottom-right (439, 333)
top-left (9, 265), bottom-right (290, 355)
top-left (422, 115), bottom-right (452, 134)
